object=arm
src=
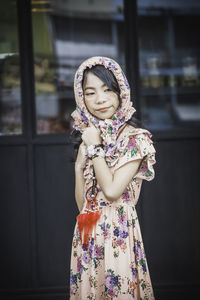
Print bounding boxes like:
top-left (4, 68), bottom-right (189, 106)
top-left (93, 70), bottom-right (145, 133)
top-left (81, 121), bottom-right (142, 202)
top-left (92, 156), bottom-right (142, 202)
top-left (75, 164), bottom-right (85, 212)
top-left (74, 142), bottom-right (87, 212)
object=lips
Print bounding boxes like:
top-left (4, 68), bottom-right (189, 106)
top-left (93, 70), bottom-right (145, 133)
top-left (97, 106), bottom-right (111, 112)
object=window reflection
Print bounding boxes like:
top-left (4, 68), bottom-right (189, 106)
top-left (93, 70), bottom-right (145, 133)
top-left (138, 0), bottom-right (200, 129)
top-left (0, 1), bottom-right (22, 135)
top-left (32, 0), bottom-right (125, 134)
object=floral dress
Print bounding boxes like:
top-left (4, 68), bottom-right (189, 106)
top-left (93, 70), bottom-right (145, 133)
top-left (69, 124), bottom-right (156, 300)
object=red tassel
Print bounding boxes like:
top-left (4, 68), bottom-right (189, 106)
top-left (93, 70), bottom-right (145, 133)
top-left (77, 210), bottom-right (102, 249)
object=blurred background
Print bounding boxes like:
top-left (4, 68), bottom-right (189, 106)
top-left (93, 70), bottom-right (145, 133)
top-left (0, 0), bottom-right (199, 299)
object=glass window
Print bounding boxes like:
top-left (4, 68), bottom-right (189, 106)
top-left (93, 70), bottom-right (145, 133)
top-left (31, 0), bottom-right (125, 134)
top-left (0, 0), bottom-right (22, 135)
top-left (138, 0), bottom-right (200, 130)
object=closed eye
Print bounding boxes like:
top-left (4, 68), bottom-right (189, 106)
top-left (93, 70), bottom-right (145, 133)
top-left (85, 92), bottom-right (95, 96)
top-left (104, 88), bottom-right (111, 92)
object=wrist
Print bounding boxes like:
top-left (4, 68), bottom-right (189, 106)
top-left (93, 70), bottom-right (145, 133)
top-left (92, 155), bottom-right (105, 161)
top-left (87, 144), bottom-right (105, 160)
top-left (87, 141), bottom-right (102, 147)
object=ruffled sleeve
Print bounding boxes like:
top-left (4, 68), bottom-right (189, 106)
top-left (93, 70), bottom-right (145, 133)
top-left (113, 129), bottom-right (156, 181)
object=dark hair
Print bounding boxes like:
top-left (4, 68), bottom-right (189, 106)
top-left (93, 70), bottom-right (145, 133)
top-left (82, 65), bottom-right (121, 100)
top-left (69, 64), bottom-right (143, 162)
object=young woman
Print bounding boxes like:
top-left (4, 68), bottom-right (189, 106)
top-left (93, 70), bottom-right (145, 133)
top-left (69, 56), bottom-right (156, 299)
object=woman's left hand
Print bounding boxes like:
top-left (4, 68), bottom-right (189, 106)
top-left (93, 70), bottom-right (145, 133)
top-left (82, 121), bottom-right (102, 147)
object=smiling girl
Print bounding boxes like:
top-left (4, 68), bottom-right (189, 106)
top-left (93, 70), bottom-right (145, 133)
top-left (69, 56), bottom-right (156, 299)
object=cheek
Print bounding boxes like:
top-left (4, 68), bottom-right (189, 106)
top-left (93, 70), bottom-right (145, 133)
top-left (114, 96), bottom-right (120, 108)
top-left (84, 99), bottom-right (93, 112)
top-left (84, 97), bottom-right (89, 108)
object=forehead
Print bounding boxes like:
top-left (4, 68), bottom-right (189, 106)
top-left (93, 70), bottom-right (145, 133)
top-left (84, 72), bottom-right (105, 89)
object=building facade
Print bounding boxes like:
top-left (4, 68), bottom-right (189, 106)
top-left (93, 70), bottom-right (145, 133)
top-left (0, 0), bottom-right (200, 299)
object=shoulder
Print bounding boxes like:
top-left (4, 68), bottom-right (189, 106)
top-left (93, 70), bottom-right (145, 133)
top-left (113, 124), bottom-right (156, 174)
top-left (118, 123), bottom-right (152, 142)
top-left (115, 124), bottom-right (155, 157)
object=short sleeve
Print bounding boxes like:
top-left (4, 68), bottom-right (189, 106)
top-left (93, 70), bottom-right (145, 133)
top-left (114, 131), bottom-right (156, 181)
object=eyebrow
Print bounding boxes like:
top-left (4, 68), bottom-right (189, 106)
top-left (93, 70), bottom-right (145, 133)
top-left (84, 83), bottom-right (106, 91)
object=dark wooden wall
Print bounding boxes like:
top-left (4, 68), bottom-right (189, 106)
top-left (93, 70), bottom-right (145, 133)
top-left (140, 137), bottom-right (200, 299)
top-left (1, 138), bottom-right (200, 299)
top-left (0, 142), bottom-right (77, 299)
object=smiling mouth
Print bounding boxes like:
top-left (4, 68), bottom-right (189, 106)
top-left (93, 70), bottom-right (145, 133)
top-left (97, 106), bottom-right (112, 112)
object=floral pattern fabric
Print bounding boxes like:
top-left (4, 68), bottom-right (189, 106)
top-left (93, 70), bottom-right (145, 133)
top-left (69, 124), bottom-right (156, 299)
top-left (71, 56), bottom-right (136, 154)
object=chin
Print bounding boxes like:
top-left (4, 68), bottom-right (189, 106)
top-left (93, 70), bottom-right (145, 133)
top-left (96, 113), bottom-right (113, 120)
top-left (95, 109), bottom-right (115, 120)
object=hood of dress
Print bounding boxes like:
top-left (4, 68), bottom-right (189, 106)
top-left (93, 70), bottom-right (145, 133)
top-left (71, 56), bottom-right (136, 150)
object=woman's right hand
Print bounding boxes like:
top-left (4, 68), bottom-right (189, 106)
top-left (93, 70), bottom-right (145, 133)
top-left (75, 141), bottom-right (87, 170)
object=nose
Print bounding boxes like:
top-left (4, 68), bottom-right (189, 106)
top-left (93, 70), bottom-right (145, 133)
top-left (96, 91), bottom-right (107, 104)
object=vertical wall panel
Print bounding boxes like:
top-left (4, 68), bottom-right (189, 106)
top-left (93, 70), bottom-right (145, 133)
top-left (141, 140), bottom-right (200, 289)
top-left (35, 144), bottom-right (77, 288)
top-left (0, 146), bottom-right (32, 289)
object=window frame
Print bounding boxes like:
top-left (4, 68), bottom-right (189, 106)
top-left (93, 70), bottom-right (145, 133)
top-left (124, 0), bottom-right (200, 140)
top-left (1, 0), bottom-right (200, 145)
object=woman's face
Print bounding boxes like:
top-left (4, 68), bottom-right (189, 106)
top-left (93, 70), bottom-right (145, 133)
top-left (83, 71), bottom-right (120, 120)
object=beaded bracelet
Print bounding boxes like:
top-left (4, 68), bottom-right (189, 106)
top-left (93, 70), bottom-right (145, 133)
top-left (87, 143), bottom-right (105, 159)
top-left (91, 147), bottom-right (105, 160)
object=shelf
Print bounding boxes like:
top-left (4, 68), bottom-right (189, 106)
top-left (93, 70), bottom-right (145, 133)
top-left (141, 86), bottom-right (200, 97)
